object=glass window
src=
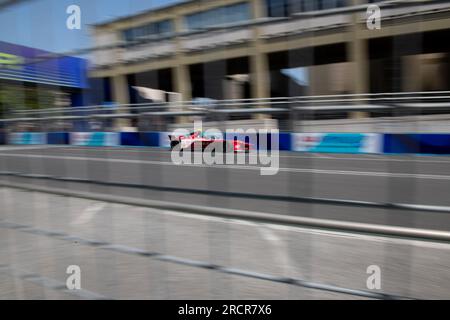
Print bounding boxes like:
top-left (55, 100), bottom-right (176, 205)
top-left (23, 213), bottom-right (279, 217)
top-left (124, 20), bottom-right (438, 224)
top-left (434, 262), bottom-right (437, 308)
top-left (266, 0), bottom-right (289, 17)
top-left (158, 20), bottom-right (172, 35)
top-left (266, 0), bottom-right (347, 17)
top-left (185, 2), bottom-right (251, 31)
top-left (122, 19), bottom-right (173, 43)
top-left (123, 29), bottom-right (134, 42)
top-left (302, 0), bottom-right (319, 12)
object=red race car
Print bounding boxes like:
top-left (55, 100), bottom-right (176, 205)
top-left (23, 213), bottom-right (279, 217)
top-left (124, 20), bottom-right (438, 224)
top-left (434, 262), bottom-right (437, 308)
top-left (169, 131), bottom-right (251, 152)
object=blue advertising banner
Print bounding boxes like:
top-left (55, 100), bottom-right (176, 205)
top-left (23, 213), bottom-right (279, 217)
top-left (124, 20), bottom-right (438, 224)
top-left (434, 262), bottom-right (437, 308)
top-left (0, 41), bottom-right (87, 88)
top-left (120, 132), bottom-right (160, 147)
top-left (120, 132), bottom-right (144, 147)
top-left (291, 133), bottom-right (382, 153)
top-left (383, 134), bottom-right (450, 154)
top-left (143, 132), bottom-right (163, 147)
top-left (279, 133), bottom-right (291, 151)
top-left (7, 131), bottom-right (450, 156)
top-left (8, 132), bottom-right (47, 145)
top-left (70, 132), bottom-right (119, 147)
top-left (47, 132), bottom-right (69, 145)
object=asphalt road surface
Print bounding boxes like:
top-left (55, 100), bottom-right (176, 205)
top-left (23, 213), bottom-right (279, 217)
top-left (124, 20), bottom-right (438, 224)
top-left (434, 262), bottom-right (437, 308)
top-left (1, 186), bottom-right (450, 299)
top-left (1, 146), bottom-right (450, 231)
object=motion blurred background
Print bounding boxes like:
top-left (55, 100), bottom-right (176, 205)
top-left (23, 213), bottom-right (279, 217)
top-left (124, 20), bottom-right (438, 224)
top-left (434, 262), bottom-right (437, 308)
top-left (1, 0), bottom-right (450, 300)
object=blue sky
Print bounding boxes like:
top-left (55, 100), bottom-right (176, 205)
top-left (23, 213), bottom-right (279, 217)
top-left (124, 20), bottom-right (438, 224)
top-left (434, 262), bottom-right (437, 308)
top-left (0, 0), bottom-right (182, 53)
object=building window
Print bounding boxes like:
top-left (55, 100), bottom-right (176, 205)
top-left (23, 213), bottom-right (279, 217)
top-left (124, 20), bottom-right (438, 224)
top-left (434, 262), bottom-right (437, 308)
top-left (266, 0), bottom-right (347, 17)
top-left (266, 0), bottom-right (289, 17)
top-left (122, 20), bottom-right (173, 43)
top-left (185, 2), bottom-right (251, 31)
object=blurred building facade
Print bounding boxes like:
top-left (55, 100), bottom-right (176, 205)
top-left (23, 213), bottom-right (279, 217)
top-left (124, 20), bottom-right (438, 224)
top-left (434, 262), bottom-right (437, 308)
top-left (0, 40), bottom-right (88, 117)
top-left (90, 0), bottom-right (450, 105)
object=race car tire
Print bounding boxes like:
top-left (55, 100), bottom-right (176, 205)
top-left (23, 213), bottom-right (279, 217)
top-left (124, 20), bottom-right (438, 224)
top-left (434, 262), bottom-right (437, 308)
top-left (170, 140), bottom-right (179, 150)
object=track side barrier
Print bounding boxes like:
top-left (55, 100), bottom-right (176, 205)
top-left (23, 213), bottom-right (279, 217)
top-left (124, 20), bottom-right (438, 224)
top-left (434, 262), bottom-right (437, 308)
top-left (120, 132), bottom-right (160, 147)
top-left (8, 132), bottom-right (47, 145)
top-left (291, 133), bottom-right (382, 154)
top-left (2, 179), bottom-right (450, 245)
top-left (70, 132), bottom-right (119, 147)
top-left (3, 132), bottom-right (450, 155)
top-left (65, 132), bottom-right (292, 150)
top-left (384, 134), bottom-right (450, 154)
top-left (47, 132), bottom-right (69, 145)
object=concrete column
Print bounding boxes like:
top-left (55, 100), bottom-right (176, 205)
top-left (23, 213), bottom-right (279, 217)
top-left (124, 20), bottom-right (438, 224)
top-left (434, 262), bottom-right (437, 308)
top-left (171, 64), bottom-right (190, 125)
top-left (348, 38), bottom-right (369, 95)
top-left (111, 74), bottom-right (131, 128)
top-left (250, 0), bottom-right (270, 99)
top-left (173, 12), bottom-right (191, 101)
top-left (172, 64), bottom-right (192, 102)
top-left (250, 0), bottom-right (266, 19)
top-left (172, 14), bottom-right (192, 124)
top-left (112, 74), bottom-right (129, 104)
top-left (348, 0), bottom-right (369, 119)
top-left (250, 51), bottom-right (271, 121)
top-left (250, 51), bottom-right (270, 100)
top-left (250, 0), bottom-right (271, 121)
top-left (348, 0), bottom-right (369, 95)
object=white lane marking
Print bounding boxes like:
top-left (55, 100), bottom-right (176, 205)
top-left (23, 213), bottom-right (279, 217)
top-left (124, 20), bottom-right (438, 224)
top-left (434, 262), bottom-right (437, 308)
top-left (312, 153), bottom-right (331, 159)
top-left (71, 202), bottom-right (106, 225)
top-left (361, 154), bottom-right (379, 158)
top-left (25, 146), bottom-right (450, 163)
top-left (1, 153), bottom-right (450, 180)
top-left (0, 146), bottom-right (66, 151)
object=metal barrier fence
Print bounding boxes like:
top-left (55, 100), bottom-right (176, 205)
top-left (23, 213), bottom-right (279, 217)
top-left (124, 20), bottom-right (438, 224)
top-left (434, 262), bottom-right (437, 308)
top-left (0, 183), bottom-right (418, 300)
top-left (2, 91), bottom-right (450, 133)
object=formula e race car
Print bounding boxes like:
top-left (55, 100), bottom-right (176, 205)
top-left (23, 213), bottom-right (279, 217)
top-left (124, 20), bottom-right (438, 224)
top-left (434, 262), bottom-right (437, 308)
top-left (169, 131), bottom-right (251, 152)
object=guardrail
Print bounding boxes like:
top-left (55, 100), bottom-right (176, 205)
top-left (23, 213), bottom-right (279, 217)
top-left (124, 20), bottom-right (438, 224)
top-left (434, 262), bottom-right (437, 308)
top-left (0, 180), bottom-right (429, 300)
top-left (1, 168), bottom-right (450, 216)
top-left (2, 92), bottom-right (450, 133)
top-left (4, 91), bottom-right (450, 117)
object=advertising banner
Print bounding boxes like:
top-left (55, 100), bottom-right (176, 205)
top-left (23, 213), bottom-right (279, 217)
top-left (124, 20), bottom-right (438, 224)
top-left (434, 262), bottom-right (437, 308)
top-left (0, 41), bottom-right (87, 88)
top-left (47, 132), bottom-right (69, 145)
top-left (159, 132), bottom-right (171, 148)
top-left (8, 132), bottom-right (47, 145)
top-left (292, 133), bottom-right (382, 153)
top-left (70, 132), bottom-right (119, 147)
top-left (120, 132), bottom-right (161, 147)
